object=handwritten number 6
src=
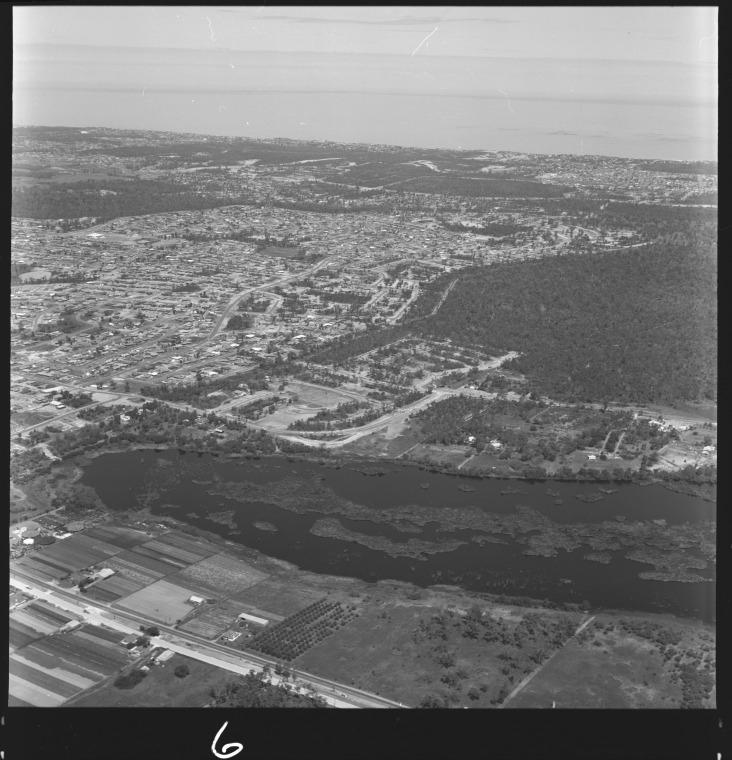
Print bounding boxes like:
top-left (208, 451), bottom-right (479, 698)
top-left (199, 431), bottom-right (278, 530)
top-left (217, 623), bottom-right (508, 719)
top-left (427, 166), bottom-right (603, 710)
top-left (212, 721), bottom-right (243, 759)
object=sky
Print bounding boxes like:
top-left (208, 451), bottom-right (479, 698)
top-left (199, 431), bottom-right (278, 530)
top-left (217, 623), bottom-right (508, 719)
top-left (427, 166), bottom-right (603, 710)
top-left (13, 6), bottom-right (718, 160)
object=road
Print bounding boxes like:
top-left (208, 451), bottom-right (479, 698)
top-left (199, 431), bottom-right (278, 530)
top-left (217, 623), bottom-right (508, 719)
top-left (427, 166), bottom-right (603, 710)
top-left (10, 570), bottom-right (401, 709)
top-left (270, 352), bottom-right (519, 449)
top-left (386, 282), bottom-right (420, 324)
top-left (16, 393), bottom-right (124, 434)
top-left (428, 278), bottom-right (458, 317)
top-left (207, 255), bottom-right (337, 340)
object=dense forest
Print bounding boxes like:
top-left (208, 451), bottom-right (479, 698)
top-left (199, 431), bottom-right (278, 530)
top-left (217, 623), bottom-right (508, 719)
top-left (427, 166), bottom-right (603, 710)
top-left (11, 179), bottom-right (251, 222)
top-left (396, 175), bottom-right (570, 198)
top-left (540, 200), bottom-right (716, 238)
top-left (407, 229), bottom-right (716, 404)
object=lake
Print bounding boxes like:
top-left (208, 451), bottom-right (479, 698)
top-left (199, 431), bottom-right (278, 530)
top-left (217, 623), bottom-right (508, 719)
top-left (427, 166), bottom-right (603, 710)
top-left (81, 449), bottom-right (715, 622)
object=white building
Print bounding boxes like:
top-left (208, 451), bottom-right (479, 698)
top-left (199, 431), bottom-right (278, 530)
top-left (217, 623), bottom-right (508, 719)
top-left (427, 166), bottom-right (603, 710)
top-left (238, 612), bottom-right (269, 626)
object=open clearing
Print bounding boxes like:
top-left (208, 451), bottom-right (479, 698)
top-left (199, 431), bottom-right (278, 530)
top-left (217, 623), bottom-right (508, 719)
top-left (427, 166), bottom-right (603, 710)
top-left (234, 577), bottom-right (322, 618)
top-left (508, 614), bottom-right (715, 709)
top-left (286, 381), bottom-right (362, 409)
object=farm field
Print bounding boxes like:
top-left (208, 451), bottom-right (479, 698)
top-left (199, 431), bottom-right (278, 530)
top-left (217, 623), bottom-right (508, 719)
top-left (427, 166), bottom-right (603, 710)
top-left (178, 598), bottom-right (250, 639)
top-left (12, 533), bottom-right (126, 581)
top-left (114, 578), bottom-right (203, 624)
top-left (9, 600), bottom-right (77, 651)
top-left (173, 552), bottom-right (268, 595)
top-left (132, 533), bottom-right (216, 567)
top-left (83, 523), bottom-right (151, 550)
top-left (234, 577), bottom-right (322, 618)
top-left (247, 599), bottom-right (357, 661)
top-left (296, 602), bottom-right (433, 705)
top-left (84, 573), bottom-right (145, 603)
top-left (67, 654), bottom-right (229, 708)
top-left (13, 554), bottom-right (71, 581)
top-left (9, 619), bottom-right (133, 707)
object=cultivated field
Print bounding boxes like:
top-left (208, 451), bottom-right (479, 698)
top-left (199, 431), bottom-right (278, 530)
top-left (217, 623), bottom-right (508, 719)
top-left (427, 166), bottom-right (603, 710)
top-left (179, 598), bottom-right (250, 639)
top-left (114, 578), bottom-right (202, 624)
top-left (9, 601), bottom-right (132, 708)
top-left (84, 573), bottom-right (145, 603)
top-left (13, 533), bottom-right (125, 582)
top-left (83, 523), bottom-right (151, 550)
top-left (174, 553), bottom-right (268, 594)
top-left (133, 532), bottom-right (216, 567)
top-left (67, 653), bottom-right (228, 708)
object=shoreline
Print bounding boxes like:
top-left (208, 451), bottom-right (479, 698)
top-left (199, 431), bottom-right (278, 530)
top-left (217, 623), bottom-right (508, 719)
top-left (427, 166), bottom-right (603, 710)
top-left (13, 442), bottom-right (716, 625)
top-left (70, 441), bottom-right (716, 501)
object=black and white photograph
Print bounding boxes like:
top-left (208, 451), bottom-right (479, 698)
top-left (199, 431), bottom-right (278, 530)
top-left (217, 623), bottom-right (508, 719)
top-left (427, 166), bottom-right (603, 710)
top-left (10, 5), bottom-right (719, 759)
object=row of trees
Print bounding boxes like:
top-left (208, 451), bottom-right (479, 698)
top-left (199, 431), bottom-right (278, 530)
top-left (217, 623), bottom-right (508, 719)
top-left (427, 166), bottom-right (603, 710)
top-left (140, 368), bottom-right (270, 408)
top-left (247, 601), bottom-right (357, 662)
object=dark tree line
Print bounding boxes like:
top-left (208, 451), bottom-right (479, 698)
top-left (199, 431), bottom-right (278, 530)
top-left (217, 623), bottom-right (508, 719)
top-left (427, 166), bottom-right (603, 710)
top-left (11, 179), bottom-right (253, 223)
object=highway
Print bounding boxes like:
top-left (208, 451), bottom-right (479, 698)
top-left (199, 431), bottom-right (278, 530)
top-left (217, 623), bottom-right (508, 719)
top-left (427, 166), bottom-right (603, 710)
top-left (10, 568), bottom-right (402, 709)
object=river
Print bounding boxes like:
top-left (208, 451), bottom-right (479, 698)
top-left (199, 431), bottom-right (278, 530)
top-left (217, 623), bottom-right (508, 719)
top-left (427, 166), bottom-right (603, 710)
top-left (80, 449), bottom-right (715, 623)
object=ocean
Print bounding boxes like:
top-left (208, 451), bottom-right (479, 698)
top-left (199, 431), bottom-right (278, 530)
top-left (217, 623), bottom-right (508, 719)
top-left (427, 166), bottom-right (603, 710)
top-left (16, 87), bottom-right (716, 163)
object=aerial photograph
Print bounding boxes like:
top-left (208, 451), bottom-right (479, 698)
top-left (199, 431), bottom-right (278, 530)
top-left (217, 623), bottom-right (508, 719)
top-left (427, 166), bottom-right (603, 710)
top-left (10, 5), bottom-right (718, 759)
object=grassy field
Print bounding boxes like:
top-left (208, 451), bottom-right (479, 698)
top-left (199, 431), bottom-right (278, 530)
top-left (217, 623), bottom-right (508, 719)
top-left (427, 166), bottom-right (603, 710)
top-left (508, 613), bottom-right (715, 709)
top-left (406, 443), bottom-right (471, 467)
top-left (66, 654), bottom-right (228, 708)
top-left (295, 599), bottom-right (537, 707)
top-left (115, 579), bottom-right (201, 624)
top-left (286, 381), bottom-right (361, 409)
top-left (296, 603), bottom-right (434, 705)
top-left (341, 427), bottom-right (422, 458)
